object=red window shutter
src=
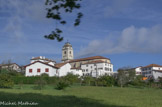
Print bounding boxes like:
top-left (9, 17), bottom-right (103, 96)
top-left (45, 68), bottom-right (49, 72)
top-left (37, 69), bottom-right (41, 72)
top-left (29, 69), bottom-right (32, 73)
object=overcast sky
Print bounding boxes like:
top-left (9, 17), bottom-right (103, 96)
top-left (0, 0), bottom-right (162, 71)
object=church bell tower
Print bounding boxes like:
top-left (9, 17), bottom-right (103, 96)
top-left (62, 42), bottom-right (74, 62)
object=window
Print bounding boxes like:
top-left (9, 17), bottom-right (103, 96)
top-left (86, 65), bottom-right (88, 67)
top-left (86, 69), bottom-right (88, 72)
top-left (69, 51), bottom-right (71, 54)
top-left (45, 68), bottom-right (49, 72)
top-left (29, 69), bottom-right (32, 73)
top-left (37, 68), bottom-right (41, 72)
top-left (64, 51), bottom-right (66, 54)
top-left (91, 66), bottom-right (92, 68)
top-left (110, 68), bottom-right (112, 71)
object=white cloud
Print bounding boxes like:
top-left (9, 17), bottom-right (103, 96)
top-left (77, 25), bottom-right (162, 57)
top-left (0, 0), bottom-right (47, 41)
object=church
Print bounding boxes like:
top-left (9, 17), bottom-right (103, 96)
top-left (25, 42), bottom-right (113, 77)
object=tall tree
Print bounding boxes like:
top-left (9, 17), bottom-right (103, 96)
top-left (117, 69), bottom-right (128, 88)
top-left (45, 0), bottom-right (83, 42)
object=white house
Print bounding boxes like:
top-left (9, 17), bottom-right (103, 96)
top-left (0, 63), bottom-right (21, 72)
top-left (135, 66), bottom-right (142, 75)
top-left (25, 61), bottom-right (57, 77)
top-left (25, 56), bottom-right (71, 77)
top-left (55, 62), bottom-right (71, 77)
top-left (70, 67), bottom-right (83, 77)
top-left (141, 64), bottom-right (162, 80)
top-left (81, 60), bottom-right (113, 77)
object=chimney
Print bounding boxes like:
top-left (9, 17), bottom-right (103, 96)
top-left (40, 56), bottom-right (42, 59)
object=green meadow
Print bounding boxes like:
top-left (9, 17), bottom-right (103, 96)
top-left (0, 85), bottom-right (162, 107)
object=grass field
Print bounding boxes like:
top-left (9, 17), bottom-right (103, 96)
top-left (0, 85), bottom-right (162, 107)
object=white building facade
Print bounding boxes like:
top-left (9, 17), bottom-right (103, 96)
top-left (25, 56), bottom-right (72, 77)
top-left (135, 66), bottom-right (142, 75)
top-left (71, 68), bottom-right (83, 77)
top-left (81, 60), bottom-right (113, 77)
top-left (55, 63), bottom-right (71, 77)
top-left (25, 61), bottom-right (57, 77)
top-left (0, 63), bottom-right (21, 72)
top-left (141, 64), bottom-right (162, 80)
top-left (62, 42), bottom-right (74, 62)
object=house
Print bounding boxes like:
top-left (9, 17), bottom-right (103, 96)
top-left (135, 66), bottom-right (142, 75)
top-left (25, 56), bottom-right (71, 77)
top-left (55, 62), bottom-right (71, 77)
top-left (0, 63), bottom-right (21, 72)
top-left (141, 64), bottom-right (162, 80)
top-left (70, 67), bottom-right (83, 77)
top-left (25, 61), bottom-right (57, 77)
top-left (81, 60), bottom-right (113, 77)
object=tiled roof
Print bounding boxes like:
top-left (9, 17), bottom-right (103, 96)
top-left (31, 56), bottom-right (56, 62)
top-left (54, 62), bottom-right (67, 68)
top-left (24, 61), bottom-right (57, 68)
top-left (0, 63), bottom-right (20, 67)
top-left (68, 56), bottom-right (110, 63)
top-left (82, 60), bottom-right (108, 65)
top-left (142, 64), bottom-right (162, 68)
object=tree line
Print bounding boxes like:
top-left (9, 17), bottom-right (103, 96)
top-left (1, 67), bottom-right (162, 90)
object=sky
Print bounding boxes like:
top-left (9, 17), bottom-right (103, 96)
top-left (0, 0), bottom-right (162, 71)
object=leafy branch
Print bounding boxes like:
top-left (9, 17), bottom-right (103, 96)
top-left (45, 0), bottom-right (83, 42)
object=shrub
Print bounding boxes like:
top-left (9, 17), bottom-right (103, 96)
top-left (97, 75), bottom-right (115, 87)
top-left (64, 73), bottom-right (79, 85)
top-left (0, 74), bottom-right (14, 88)
top-left (34, 77), bottom-right (47, 90)
top-left (81, 76), bottom-right (94, 86)
top-left (55, 80), bottom-right (69, 90)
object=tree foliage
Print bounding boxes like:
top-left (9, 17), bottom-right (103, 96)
top-left (117, 69), bottom-right (128, 87)
top-left (34, 77), bottom-right (47, 90)
top-left (97, 75), bottom-right (115, 87)
top-left (64, 73), bottom-right (79, 85)
top-left (45, 0), bottom-right (83, 42)
top-left (117, 67), bottom-right (136, 87)
top-left (81, 76), bottom-right (94, 86)
top-left (0, 74), bottom-right (14, 88)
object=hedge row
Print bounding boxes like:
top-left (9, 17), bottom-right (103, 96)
top-left (11, 76), bottom-right (60, 84)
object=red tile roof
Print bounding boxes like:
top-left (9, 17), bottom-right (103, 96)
top-left (24, 61), bottom-right (57, 68)
top-left (68, 56), bottom-right (110, 63)
top-left (54, 62), bottom-right (67, 68)
top-left (142, 64), bottom-right (162, 68)
top-left (82, 60), bottom-right (108, 65)
top-left (71, 67), bottom-right (81, 70)
top-left (0, 63), bottom-right (20, 67)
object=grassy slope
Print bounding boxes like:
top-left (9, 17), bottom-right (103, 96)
top-left (0, 85), bottom-right (162, 107)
